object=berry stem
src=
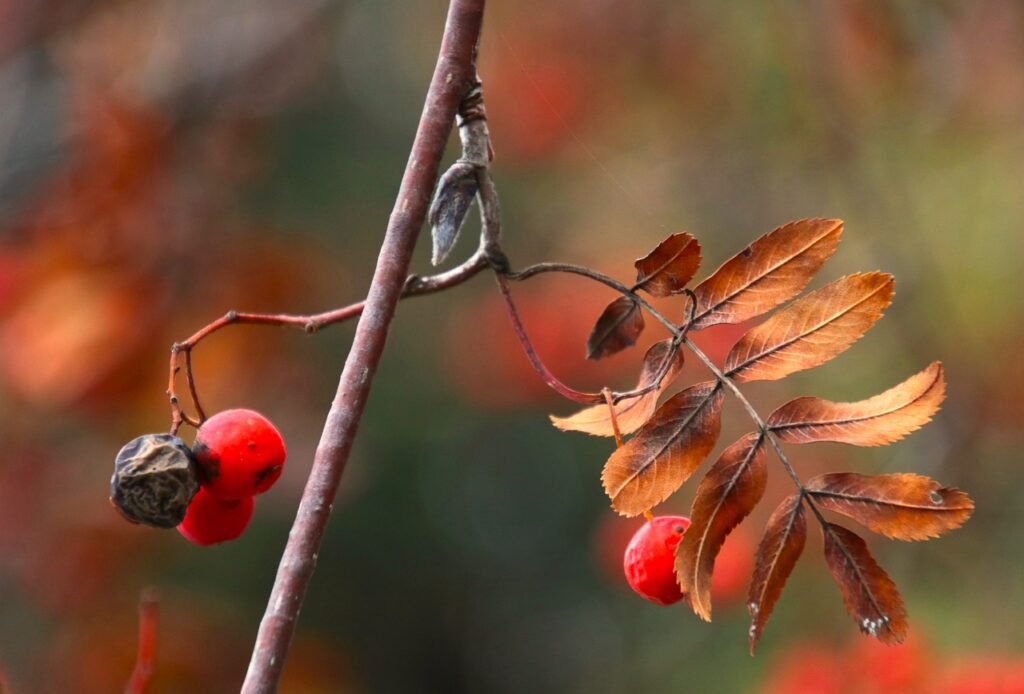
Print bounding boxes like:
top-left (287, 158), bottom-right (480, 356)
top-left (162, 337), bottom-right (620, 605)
top-left (183, 349), bottom-right (206, 424)
top-left (167, 347), bottom-right (198, 436)
top-left (125, 587), bottom-right (159, 694)
top-left (240, 2), bottom-right (486, 691)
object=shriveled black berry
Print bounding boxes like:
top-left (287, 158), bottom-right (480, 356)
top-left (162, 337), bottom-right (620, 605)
top-left (111, 433), bottom-right (200, 528)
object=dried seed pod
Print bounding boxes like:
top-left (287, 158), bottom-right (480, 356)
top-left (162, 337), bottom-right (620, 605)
top-left (111, 433), bottom-right (200, 528)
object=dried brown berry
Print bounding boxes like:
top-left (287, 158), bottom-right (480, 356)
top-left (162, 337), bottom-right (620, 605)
top-left (111, 433), bottom-right (200, 528)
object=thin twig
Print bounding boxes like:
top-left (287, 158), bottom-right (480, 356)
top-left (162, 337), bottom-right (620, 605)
top-left (165, 251), bottom-right (489, 433)
top-left (505, 262), bottom-right (678, 333)
top-left (494, 274), bottom-right (602, 404)
top-left (167, 348), bottom-right (198, 436)
top-left (496, 262), bottom-right (686, 405)
top-left (125, 587), bottom-right (159, 694)
top-left (240, 2), bottom-right (486, 691)
top-left (602, 387), bottom-right (624, 447)
top-left (183, 349), bottom-right (206, 423)
top-left (611, 336), bottom-right (684, 404)
top-left (494, 271), bottom-right (685, 405)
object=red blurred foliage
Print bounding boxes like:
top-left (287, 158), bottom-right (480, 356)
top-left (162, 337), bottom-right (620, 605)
top-left (19, 98), bottom-right (173, 263)
top-left (762, 643), bottom-right (845, 694)
top-left (20, 514), bottom-right (152, 617)
top-left (46, 593), bottom-right (250, 692)
top-left (279, 634), bottom-right (359, 693)
top-left (826, 1), bottom-right (912, 104)
top-left (592, 514), bottom-right (644, 588)
top-left (0, 248), bottom-right (22, 312)
top-left (761, 634), bottom-right (1024, 694)
top-left (483, 32), bottom-right (593, 164)
top-left (444, 275), bottom-right (647, 409)
top-left (942, 656), bottom-right (1024, 694)
top-left (954, 2), bottom-right (1024, 125)
top-left (0, 267), bottom-right (166, 408)
top-left (710, 527), bottom-right (754, 605)
top-left (688, 320), bottom-right (753, 368)
top-left (849, 634), bottom-right (931, 694)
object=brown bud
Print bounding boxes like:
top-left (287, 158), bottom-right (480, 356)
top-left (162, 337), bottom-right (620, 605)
top-left (111, 434), bottom-right (200, 528)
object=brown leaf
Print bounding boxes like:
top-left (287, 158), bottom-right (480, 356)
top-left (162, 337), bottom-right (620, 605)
top-left (822, 523), bottom-right (908, 644)
top-left (676, 433), bottom-right (767, 621)
top-left (602, 381), bottom-right (724, 516)
top-left (768, 362), bottom-right (945, 446)
top-left (747, 494), bottom-right (806, 655)
top-left (690, 218), bottom-right (842, 330)
top-left (634, 232), bottom-right (702, 297)
top-left (586, 296), bottom-right (645, 360)
top-left (725, 272), bottom-right (894, 383)
top-left (807, 473), bottom-right (973, 541)
top-left (551, 340), bottom-right (685, 436)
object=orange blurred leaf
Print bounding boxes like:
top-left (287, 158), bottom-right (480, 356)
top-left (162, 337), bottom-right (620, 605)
top-left (691, 218), bottom-right (842, 329)
top-left (586, 296), bottom-right (645, 360)
top-left (768, 362), bottom-right (945, 446)
top-left (748, 494), bottom-right (807, 655)
top-left (823, 523), bottom-right (908, 644)
top-left (634, 232), bottom-right (701, 297)
top-left (550, 339), bottom-right (684, 436)
top-left (601, 381), bottom-right (723, 516)
top-left (807, 473), bottom-right (973, 541)
top-left (676, 432), bottom-right (767, 621)
top-left (725, 272), bottom-right (894, 382)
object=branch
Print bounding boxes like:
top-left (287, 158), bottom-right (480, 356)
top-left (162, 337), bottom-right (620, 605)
top-left (240, 2), bottom-right (486, 690)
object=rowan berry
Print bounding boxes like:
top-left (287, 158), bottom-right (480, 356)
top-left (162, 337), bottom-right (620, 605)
top-left (193, 409), bottom-right (286, 500)
top-left (110, 433), bottom-right (200, 528)
top-left (177, 487), bottom-right (254, 546)
top-left (623, 515), bottom-right (690, 605)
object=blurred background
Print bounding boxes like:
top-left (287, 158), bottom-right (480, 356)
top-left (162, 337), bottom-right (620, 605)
top-left (1, 0), bottom-right (1022, 691)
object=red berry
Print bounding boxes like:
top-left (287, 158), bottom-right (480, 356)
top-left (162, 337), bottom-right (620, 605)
top-left (177, 487), bottom-right (254, 546)
top-left (623, 515), bottom-right (690, 605)
top-left (193, 409), bottom-right (286, 501)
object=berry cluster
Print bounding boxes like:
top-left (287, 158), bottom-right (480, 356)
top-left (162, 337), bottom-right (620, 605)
top-left (111, 409), bottom-right (286, 546)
